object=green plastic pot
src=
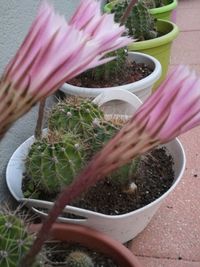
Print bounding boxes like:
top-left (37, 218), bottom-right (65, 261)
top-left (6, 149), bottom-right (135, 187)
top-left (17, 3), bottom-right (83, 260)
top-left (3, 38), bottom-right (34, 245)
top-left (128, 19), bottom-right (179, 90)
top-left (149, 0), bottom-right (178, 21)
top-left (104, 0), bottom-right (178, 21)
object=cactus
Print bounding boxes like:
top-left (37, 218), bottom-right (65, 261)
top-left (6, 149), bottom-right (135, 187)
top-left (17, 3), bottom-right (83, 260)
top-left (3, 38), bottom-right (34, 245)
top-left (111, 1), bottom-right (158, 41)
top-left (0, 210), bottom-right (41, 267)
top-left (85, 48), bottom-right (128, 82)
top-left (65, 251), bottom-right (94, 267)
top-left (141, 0), bottom-right (164, 8)
top-left (88, 119), bottom-right (139, 187)
top-left (48, 98), bottom-right (104, 138)
top-left (24, 133), bottom-right (86, 199)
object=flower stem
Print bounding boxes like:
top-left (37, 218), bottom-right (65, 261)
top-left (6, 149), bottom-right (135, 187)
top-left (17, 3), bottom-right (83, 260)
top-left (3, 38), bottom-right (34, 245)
top-left (34, 98), bottom-right (46, 139)
top-left (120, 0), bottom-right (137, 25)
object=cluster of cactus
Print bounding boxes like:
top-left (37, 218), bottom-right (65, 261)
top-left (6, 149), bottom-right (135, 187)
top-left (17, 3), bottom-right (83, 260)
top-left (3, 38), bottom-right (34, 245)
top-left (84, 48), bottom-right (128, 82)
top-left (111, 0), bottom-right (158, 41)
top-left (0, 210), bottom-right (42, 267)
top-left (141, 0), bottom-right (164, 8)
top-left (24, 97), bottom-right (139, 199)
top-left (65, 251), bottom-right (94, 267)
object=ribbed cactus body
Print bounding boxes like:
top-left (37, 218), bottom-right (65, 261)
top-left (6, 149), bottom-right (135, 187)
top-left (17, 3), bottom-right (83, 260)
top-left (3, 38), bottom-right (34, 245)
top-left (66, 251), bottom-right (94, 267)
top-left (89, 120), bottom-right (139, 184)
top-left (90, 120), bottom-right (120, 154)
top-left (141, 0), bottom-right (164, 8)
top-left (24, 134), bottom-right (85, 198)
top-left (86, 48), bottom-right (128, 82)
top-left (112, 1), bottom-right (158, 40)
top-left (155, 0), bottom-right (164, 7)
top-left (48, 98), bottom-right (104, 138)
top-left (0, 212), bottom-right (41, 267)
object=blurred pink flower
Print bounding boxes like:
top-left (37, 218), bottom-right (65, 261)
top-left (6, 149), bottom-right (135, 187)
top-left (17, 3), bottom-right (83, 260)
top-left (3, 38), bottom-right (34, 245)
top-left (0, 0), bottom-right (131, 137)
top-left (134, 65), bottom-right (200, 142)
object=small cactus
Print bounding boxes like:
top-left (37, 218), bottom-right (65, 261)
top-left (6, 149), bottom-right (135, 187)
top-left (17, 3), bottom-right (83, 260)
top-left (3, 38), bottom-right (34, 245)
top-left (24, 133), bottom-right (85, 198)
top-left (112, 1), bottom-right (158, 41)
top-left (141, 0), bottom-right (164, 8)
top-left (65, 251), bottom-right (94, 267)
top-left (0, 210), bottom-right (41, 267)
top-left (85, 48), bottom-right (128, 82)
top-left (48, 98), bottom-right (104, 138)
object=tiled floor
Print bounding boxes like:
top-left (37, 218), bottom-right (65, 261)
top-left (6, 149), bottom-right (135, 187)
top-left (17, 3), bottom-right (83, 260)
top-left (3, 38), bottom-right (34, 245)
top-left (129, 1), bottom-right (200, 266)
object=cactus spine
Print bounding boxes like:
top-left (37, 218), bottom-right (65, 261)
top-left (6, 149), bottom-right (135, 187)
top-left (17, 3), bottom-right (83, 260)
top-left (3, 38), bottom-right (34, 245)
top-left (112, 1), bottom-right (158, 40)
top-left (65, 251), bottom-right (94, 267)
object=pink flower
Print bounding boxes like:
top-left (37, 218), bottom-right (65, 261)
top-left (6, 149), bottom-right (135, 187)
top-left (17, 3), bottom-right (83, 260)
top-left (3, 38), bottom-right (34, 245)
top-left (134, 65), bottom-right (200, 142)
top-left (0, 0), bottom-right (132, 137)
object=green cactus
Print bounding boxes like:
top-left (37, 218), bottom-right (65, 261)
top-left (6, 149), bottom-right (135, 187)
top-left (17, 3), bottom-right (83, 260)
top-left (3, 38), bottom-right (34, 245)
top-left (85, 48), bottom-right (128, 82)
top-left (24, 133), bottom-right (85, 198)
top-left (88, 119), bottom-right (139, 186)
top-left (0, 211), bottom-right (41, 267)
top-left (141, 0), bottom-right (164, 8)
top-left (65, 251), bottom-right (94, 267)
top-left (48, 98), bottom-right (104, 138)
top-left (90, 120), bottom-right (120, 155)
top-left (112, 1), bottom-right (158, 41)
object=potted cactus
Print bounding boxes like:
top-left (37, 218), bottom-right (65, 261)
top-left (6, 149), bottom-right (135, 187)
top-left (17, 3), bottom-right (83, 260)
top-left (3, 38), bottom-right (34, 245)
top-left (6, 90), bottom-right (186, 243)
top-left (105, 0), bottom-right (178, 21)
top-left (104, 0), bottom-right (179, 89)
top-left (0, 209), bottom-right (142, 267)
top-left (61, 49), bottom-right (161, 103)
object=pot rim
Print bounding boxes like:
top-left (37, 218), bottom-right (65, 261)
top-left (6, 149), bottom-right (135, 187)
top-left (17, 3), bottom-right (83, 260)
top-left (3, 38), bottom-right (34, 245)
top-left (129, 19), bottom-right (179, 50)
top-left (30, 223), bottom-right (143, 267)
top-left (60, 51), bottom-right (162, 95)
top-left (149, 0), bottom-right (178, 14)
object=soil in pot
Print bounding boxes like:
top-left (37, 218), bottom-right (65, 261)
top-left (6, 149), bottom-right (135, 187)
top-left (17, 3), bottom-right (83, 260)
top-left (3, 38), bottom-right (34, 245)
top-left (68, 60), bottom-right (153, 88)
top-left (23, 146), bottom-right (174, 216)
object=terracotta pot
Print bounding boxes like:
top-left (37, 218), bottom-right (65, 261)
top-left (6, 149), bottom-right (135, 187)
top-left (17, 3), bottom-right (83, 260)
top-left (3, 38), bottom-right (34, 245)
top-left (30, 223), bottom-right (143, 267)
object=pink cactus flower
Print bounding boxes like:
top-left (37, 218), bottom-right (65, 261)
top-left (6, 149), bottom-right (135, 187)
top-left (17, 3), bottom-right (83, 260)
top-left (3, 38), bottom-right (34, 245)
top-left (0, 0), bottom-right (131, 138)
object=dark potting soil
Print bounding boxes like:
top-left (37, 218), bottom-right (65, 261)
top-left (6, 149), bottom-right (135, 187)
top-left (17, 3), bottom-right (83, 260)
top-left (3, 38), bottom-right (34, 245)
top-left (70, 147), bottom-right (174, 215)
top-left (68, 61), bottom-right (153, 88)
top-left (45, 242), bottom-right (119, 267)
top-left (23, 147), bottom-right (174, 216)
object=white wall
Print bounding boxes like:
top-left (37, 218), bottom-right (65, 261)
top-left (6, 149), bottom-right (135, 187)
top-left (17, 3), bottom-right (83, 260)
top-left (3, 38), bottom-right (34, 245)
top-left (0, 0), bottom-right (81, 73)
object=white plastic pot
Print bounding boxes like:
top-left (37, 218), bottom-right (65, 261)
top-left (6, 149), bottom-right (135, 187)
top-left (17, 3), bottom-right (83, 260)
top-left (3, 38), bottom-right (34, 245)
top-left (6, 90), bottom-right (185, 243)
top-left (60, 52), bottom-right (162, 102)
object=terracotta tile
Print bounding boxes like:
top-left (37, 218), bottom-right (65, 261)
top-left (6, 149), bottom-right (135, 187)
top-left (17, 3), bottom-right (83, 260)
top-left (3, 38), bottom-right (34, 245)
top-left (177, 0), bottom-right (200, 9)
top-left (176, 8), bottom-right (200, 31)
top-left (171, 31), bottom-right (200, 65)
top-left (169, 65), bottom-right (200, 75)
top-left (138, 257), bottom-right (200, 267)
top-left (129, 127), bottom-right (200, 262)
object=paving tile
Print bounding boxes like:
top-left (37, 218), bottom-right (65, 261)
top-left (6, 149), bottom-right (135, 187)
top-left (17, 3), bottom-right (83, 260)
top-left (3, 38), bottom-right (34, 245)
top-left (176, 8), bottom-right (200, 31)
top-left (129, 127), bottom-right (200, 262)
top-left (168, 64), bottom-right (200, 75)
top-left (171, 31), bottom-right (200, 65)
top-left (177, 0), bottom-right (200, 9)
top-left (138, 257), bottom-right (200, 267)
